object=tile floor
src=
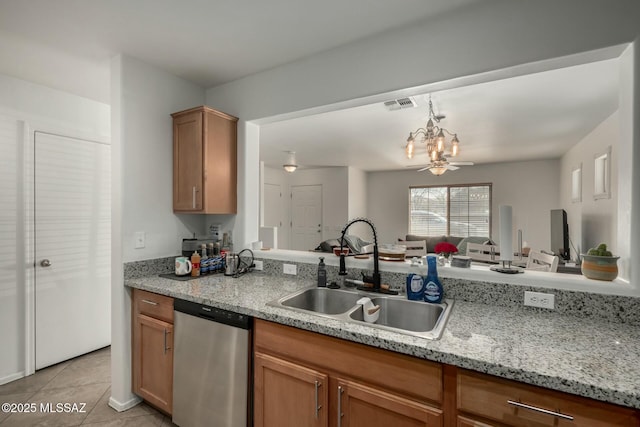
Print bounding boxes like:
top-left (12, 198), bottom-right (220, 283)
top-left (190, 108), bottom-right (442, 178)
top-left (0, 347), bottom-right (175, 426)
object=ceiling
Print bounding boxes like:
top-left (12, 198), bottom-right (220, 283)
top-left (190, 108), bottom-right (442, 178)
top-left (259, 57), bottom-right (620, 172)
top-left (0, 0), bottom-right (479, 103)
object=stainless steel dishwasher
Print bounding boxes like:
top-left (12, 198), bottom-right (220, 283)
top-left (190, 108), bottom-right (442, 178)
top-left (173, 299), bottom-right (252, 427)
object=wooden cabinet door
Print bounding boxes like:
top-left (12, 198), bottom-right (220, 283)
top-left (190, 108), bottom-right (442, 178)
top-left (336, 379), bottom-right (443, 427)
top-left (254, 352), bottom-right (328, 427)
top-left (203, 109), bottom-right (237, 213)
top-left (132, 313), bottom-right (173, 414)
top-left (173, 110), bottom-right (203, 211)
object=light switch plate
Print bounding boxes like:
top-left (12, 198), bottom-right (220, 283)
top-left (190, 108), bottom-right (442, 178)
top-left (134, 231), bottom-right (145, 249)
top-left (283, 263), bottom-right (297, 275)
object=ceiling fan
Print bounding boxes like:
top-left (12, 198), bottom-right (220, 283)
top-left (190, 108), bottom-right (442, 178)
top-left (404, 95), bottom-right (474, 175)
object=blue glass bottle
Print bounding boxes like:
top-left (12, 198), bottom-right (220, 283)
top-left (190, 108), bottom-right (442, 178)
top-left (424, 255), bottom-right (443, 304)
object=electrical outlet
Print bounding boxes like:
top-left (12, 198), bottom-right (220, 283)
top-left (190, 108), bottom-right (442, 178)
top-left (283, 263), bottom-right (297, 275)
top-left (254, 260), bottom-right (263, 271)
top-left (524, 291), bottom-right (555, 309)
top-left (134, 231), bottom-right (145, 249)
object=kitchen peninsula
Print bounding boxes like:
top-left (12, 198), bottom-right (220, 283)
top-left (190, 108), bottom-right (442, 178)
top-left (124, 251), bottom-right (640, 426)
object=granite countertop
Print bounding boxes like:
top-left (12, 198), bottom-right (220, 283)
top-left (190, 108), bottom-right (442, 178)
top-left (125, 272), bottom-right (640, 409)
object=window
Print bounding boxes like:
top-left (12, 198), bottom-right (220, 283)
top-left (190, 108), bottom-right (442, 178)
top-left (409, 184), bottom-right (492, 237)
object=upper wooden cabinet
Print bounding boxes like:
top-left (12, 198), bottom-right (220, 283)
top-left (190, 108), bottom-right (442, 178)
top-left (171, 106), bottom-right (238, 214)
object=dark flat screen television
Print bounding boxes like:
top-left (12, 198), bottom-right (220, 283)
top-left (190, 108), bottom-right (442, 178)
top-left (550, 209), bottom-right (570, 260)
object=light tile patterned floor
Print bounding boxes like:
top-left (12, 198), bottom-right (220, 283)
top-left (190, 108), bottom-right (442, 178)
top-left (0, 347), bottom-right (175, 426)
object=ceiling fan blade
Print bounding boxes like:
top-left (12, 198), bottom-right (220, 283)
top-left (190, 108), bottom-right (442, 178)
top-left (445, 165), bottom-right (459, 171)
top-left (448, 161), bottom-right (474, 166)
top-left (416, 166), bottom-right (432, 172)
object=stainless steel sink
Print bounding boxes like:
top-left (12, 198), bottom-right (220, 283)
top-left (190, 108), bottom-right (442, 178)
top-left (349, 297), bottom-right (447, 336)
top-left (269, 287), bottom-right (453, 340)
top-left (279, 288), bottom-right (362, 315)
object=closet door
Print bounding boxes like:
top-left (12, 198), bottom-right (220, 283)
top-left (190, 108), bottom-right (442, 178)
top-left (35, 132), bottom-right (111, 369)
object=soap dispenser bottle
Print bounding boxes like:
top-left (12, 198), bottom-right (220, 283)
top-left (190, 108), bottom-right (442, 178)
top-left (317, 257), bottom-right (327, 287)
top-left (424, 255), bottom-right (443, 303)
top-left (406, 257), bottom-right (424, 300)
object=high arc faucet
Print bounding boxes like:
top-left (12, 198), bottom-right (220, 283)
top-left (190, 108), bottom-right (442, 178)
top-left (338, 217), bottom-right (397, 295)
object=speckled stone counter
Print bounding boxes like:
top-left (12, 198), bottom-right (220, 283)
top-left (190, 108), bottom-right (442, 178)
top-left (125, 272), bottom-right (640, 409)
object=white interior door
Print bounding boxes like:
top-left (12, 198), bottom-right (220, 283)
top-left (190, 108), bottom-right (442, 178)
top-left (290, 185), bottom-right (322, 251)
top-left (35, 131), bottom-right (111, 369)
top-left (264, 183), bottom-right (283, 248)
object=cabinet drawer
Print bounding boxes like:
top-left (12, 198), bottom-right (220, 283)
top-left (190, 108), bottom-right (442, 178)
top-left (457, 370), bottom-right (639, 427)
top-left (133, 289), bottom-right (174, 323)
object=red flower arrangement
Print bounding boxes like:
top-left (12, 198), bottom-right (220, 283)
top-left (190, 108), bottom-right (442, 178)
top-left (434, 242), bottom-right (459, 256)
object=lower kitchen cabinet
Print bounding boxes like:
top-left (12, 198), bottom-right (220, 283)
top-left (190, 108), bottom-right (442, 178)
top-left (255, 352), bottom-right (328, 427)
top-left (254, 319), bottom-right (639, 427)
top-left (336, 378), bottom-right (443, 427)
top-left (132, 289), bottom-right (174, 415)
top-left (254, 319), bottom-right (443, 427)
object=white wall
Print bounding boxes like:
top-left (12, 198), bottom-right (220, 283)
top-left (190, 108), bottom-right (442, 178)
top-left (347, 167), bottom-right (369, 239)
top-left (560, 112), bottom-right (618, 262)
top-left (119, 58), bottom-right (206, 262)
top-left (366, 159), bottom-right (560, 251)
top-left (110, 54), bottom-right (205, 409)
top-left (0, 73), bottom-right (109, 384)
top-left (205, 0), bottom-right (640, 292)
top-left (617, 44), bottom-right (635, 282)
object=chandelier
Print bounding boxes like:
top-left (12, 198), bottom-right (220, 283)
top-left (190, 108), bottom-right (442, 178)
top-left (404, 96), bottom-right (461, 169)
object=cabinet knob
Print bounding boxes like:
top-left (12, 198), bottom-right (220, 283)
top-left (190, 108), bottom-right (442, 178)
top-left (40, 259), bottom-right (51, 267)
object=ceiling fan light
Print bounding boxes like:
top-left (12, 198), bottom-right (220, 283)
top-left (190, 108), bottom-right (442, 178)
top-left (436, 130), bottom-right (445, 152)
top-left (429, 167), bottom-right (447, 176)
top-left (430, 149), bottom-right (438, 161)
top-left (283, 164), bottom-right (297, 173)
top-left (451, 139), bottom-right (459, 157)
top-left (405, 141), bottom-right (414, 159)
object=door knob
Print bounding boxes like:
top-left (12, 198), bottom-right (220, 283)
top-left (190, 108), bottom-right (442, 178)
top-left (40, 259), bottom-right (51, 267)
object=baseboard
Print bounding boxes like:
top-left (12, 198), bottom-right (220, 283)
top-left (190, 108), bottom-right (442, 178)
top-left (0, 371), bottom-right (25, 386)
top-left (108, 394), bottom-right (142, 412)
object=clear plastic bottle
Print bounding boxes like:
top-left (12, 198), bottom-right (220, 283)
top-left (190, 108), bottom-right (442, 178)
top-left (406, 257), bottom-right (424, 301)
top-left (190, 251), bottom-right (201, 277)
top-left (423, 255), bottom-right (443, 303)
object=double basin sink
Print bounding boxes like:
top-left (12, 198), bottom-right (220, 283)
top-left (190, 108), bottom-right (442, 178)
top-left (269, 287), bottom-right (453, 340)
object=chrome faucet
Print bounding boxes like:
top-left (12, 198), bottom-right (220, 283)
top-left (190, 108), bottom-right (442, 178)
top-left (338, 217), bottom-right (397, 295)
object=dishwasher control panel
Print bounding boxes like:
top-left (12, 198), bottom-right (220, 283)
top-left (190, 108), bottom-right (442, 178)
top-left (174, 299), bottom-right (251, 330)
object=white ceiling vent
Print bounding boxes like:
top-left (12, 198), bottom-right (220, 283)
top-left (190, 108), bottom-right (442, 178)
top-left (383, 97), bottom-right (417, 111)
